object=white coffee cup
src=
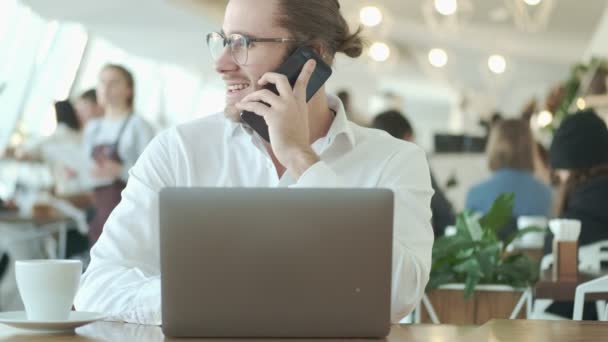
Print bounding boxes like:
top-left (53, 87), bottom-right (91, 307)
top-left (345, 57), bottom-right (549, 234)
top-left (549, 219), bottom-right (582, 242)
top-left (15, 260), bottom-right (82, 321)
top-left (516, 216), bottom-right (548, 248)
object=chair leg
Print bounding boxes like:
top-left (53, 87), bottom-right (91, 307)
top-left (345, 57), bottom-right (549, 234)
top-left (510, 289), bottom-right (529, 319)
top-left (597, 300), bottom-right (607, 321)
top-left (421, 294), bottom-right (440, 324)
top-left (573, 289), bottom-right (586, 320)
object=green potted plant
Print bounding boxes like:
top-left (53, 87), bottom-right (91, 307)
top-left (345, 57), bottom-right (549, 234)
top-left (421, 193), bottom-right (543, 324)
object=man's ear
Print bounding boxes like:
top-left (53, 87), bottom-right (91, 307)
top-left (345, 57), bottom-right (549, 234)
top-left (403, 132), bottom-right (414, 142)
top-left (309, 41), bottom-right (330, 62)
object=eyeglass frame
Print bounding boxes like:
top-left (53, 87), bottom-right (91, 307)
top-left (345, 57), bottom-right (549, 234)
top-left (206, 31), bottom-right (301, 65)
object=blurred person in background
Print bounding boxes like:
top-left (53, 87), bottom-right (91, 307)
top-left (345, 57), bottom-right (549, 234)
top-left (542, 109), bottom-right (608, 319)
top-left (545, 109), bottom-right (608, 252)
top-left (16, 100), bottom-right (82, 158)
top-left (337, 89), bottom-right (367, 126)
top-left (13, 100), bottom-right (86, 196)
top-left (466, 119), bottom-right (552, 238)
top-left (75, 88), bottom-right (104, 127)
top-left (372, 109), bottom-right (455, 237)
top-left (83, 64), bottom-right (155, 247)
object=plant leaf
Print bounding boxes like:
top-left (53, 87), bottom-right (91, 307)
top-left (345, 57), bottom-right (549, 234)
top-left (504, 226), bottom-right (548, 248)
top-left (464, 274), bottom-right (481, 300)
top-left (476, 242), bottom-right (501, 281)
top-left (465, 215), bottom-right (484, 242)
top-left (479, 193), bottom-right (514, 234)
top-left (429, 193), bottom-right (539, 299)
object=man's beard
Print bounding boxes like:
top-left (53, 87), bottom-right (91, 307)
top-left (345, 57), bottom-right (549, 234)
top-left (224, 104), bottom-right (242, 122)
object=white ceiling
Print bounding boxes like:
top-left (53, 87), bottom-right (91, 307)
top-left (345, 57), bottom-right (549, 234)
top-left (19, 0), bottom-right (608, 120)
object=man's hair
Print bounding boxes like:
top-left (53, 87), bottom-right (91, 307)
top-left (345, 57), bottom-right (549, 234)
top-left (54, 100), bottom-right (81, 131)
top-left (372, 110), bottom-right (413, 140)
top-left (79, 88), bottom-right (97, 104)
top-left (276, 0), bottom-right (364, 64)
top-left (102, 64), bottom-right (135, 108)
top-left (336, 90), bottom-right (350, 102)
top-left (486, 119), bottom-right (534, 172)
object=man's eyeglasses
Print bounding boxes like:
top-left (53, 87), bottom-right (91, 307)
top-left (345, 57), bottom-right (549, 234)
top-left (206, 31), bottom-right (297, 66)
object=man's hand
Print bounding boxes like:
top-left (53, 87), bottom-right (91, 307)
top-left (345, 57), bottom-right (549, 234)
top-left (236, 59), bottom-right (320, 179)
top-left (92, 158), bottom-right (123, 180)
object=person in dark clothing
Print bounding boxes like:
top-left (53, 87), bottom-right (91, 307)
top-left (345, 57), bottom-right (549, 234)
top-left (544, 109), bottom-right (608, 319)
top-left (372, 110), bottom-right (455, 237)
top-left (545, 109), bottom-right (608, 252)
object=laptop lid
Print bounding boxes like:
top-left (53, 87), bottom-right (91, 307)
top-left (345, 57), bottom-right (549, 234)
top-left (160, 188), bottom-right (393, 338)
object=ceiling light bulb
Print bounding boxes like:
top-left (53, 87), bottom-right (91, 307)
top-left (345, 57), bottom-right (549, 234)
top-left (576, 97), bottom-right (586, 110)
top-left (434, 0), bottom-right (458, 16)
top-left (523, 0), bottom-right (542, 6)
top-left (360, 6), bottom-right (383, 27)
top-left (428, 48), bottom-right (448, 68)
top-left (488, 55), bottom-right (507, 74)
top-left (369, 42), bottom-right (390, 62)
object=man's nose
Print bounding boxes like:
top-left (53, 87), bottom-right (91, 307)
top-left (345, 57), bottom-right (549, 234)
top-left (214, 46), bottom-right (238, 73)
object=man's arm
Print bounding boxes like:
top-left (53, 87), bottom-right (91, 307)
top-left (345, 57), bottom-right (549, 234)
top-left (292, 147), bottom-right (435, 323)
top-left (74, 130), bottom-right (176, 325)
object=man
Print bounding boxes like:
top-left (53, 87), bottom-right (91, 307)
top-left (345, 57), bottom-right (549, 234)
top-left (75, 0), bottom-right (434, 325)
top-left (372, 110), bottom-right (455, 237)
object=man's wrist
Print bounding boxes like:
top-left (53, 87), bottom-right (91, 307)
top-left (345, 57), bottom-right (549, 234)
top-left (286, 148), bottom-right (320, 180)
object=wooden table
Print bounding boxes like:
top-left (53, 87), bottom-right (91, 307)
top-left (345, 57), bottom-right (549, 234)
top-left (535, 269), bottom-right (608, 301)
top-left (1, 320), bottom-right (607, 341)
top-left (470, 319), bottom-right (608, 342)
top-left (0, 212), bottom-right (70, 259)
top-left (0, 323), bottom-right (475, 341)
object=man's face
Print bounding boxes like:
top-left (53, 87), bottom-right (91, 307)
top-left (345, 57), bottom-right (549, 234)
top-left (216, 0), bottom-right (291, 121)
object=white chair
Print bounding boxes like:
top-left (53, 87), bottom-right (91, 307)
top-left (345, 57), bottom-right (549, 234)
top-left (533, 240), bottom-right (608, 320)
top-left (573, 275), bottom-right (608, 321)
top-left (540, 240), bottom-right (608, 272)
top-left (579, 241), bottom-right (608, 273)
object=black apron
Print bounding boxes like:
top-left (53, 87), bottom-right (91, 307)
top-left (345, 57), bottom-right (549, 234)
top-left (89, 115), bottom-right (133, 247)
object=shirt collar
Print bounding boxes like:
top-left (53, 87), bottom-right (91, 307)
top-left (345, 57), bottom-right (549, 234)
top-left (325, 93), bottom-right (356, 148)
top-left (224, 93), bottom-right (356, 148)
top-left (225, 115), bottom-right (248, 138)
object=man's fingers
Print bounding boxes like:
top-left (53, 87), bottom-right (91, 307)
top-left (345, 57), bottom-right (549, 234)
top-left (240, 89), bottom-right (282, 108)
top-left (293, 59), bottom-right (316, 100)
top-left (236, 101), bottom-right (271, 118)
top-left (258, 73), bottom-right (292, 97)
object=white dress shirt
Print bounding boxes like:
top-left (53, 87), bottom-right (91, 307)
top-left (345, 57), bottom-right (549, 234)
top-left (74, 95), bottom-right (434, 325)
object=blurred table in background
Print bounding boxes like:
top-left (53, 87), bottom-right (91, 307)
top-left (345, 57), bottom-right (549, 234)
top-left (535, 269), bottom-right (608, 301)
top-left (0, 212), bottom-right (69, 259)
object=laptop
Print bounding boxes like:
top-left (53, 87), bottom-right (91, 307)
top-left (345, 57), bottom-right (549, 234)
top-left (159, 188), bottom-right (394, 338)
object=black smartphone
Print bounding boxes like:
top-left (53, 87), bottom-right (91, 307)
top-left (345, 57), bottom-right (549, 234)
top-left (240, 46), bottom-right (333, 142)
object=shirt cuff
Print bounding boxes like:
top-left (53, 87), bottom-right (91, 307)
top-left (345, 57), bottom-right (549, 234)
top-left (291, 161), bottom-right (342, 188)
top-left (134, 276), bottom-right (162, 325)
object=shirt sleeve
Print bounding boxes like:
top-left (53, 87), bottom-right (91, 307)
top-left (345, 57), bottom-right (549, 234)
top-left (74, 130), bottom-right (175, 325)
top-left (292, 146), bottom-right (435, 323)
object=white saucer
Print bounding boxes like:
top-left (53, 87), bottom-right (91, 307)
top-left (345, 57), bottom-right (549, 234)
top-left (0, 311), bottom-right (106, 333)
